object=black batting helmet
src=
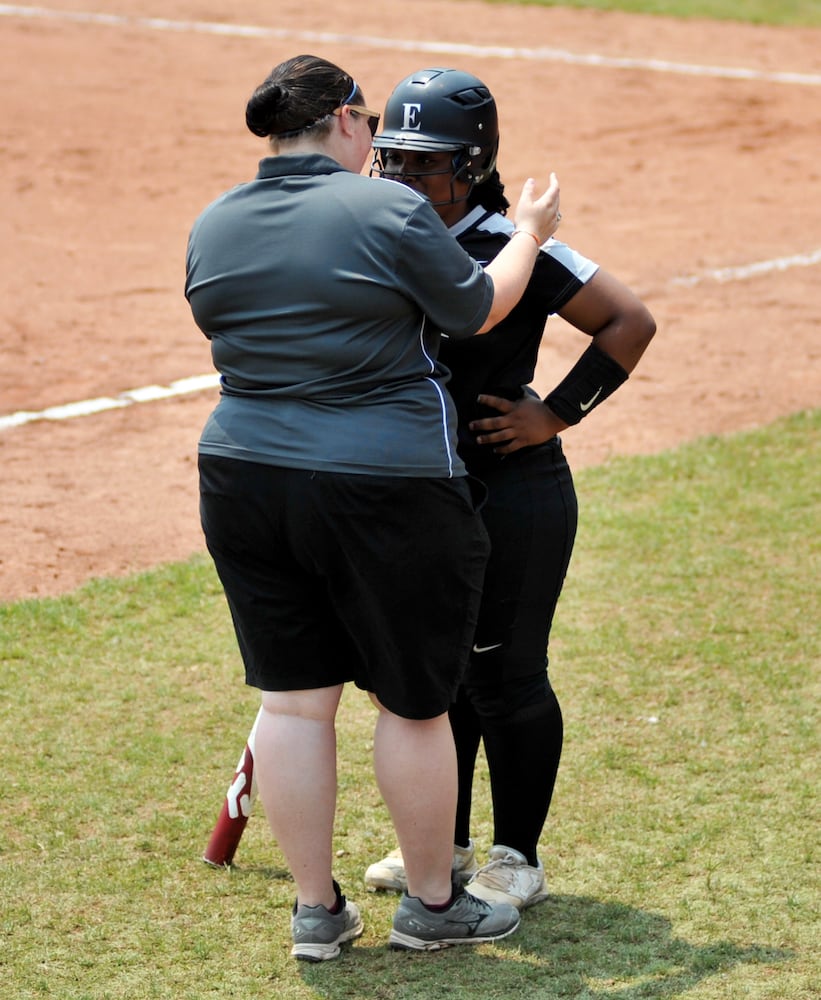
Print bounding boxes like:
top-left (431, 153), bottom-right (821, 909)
top-left (372, 68), bottom-right (499, 187)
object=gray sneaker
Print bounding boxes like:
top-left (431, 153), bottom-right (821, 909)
top-left (389, 884), bottom-right (520, 951)
top-left (290, 883), bottom-right (364, 962)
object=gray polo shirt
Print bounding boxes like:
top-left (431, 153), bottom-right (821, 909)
top-left (185, 154), bottom-right (493, 477)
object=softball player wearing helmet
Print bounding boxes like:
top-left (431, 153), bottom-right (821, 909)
top-left (365, 68), bottom-right (656, 909)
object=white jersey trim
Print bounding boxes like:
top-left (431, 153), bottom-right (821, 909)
top-left (451, 206), bottom-right (599, 286)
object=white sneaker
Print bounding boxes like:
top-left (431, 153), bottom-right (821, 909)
top-left (466, 845), bottom-right (549, 910)
top-left (365, 840), bottom-right (478, 892)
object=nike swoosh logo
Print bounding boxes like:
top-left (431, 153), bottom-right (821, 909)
top-left (579, 386), bottom-right (603, 412)
top-left (472, 642), bottom-right (503, 654)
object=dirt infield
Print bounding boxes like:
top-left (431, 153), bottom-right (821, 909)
top-left (2, 2), bottom-right (820, 602)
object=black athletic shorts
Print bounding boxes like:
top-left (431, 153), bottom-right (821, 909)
top-left (198, 455), bottom-right (490, 720)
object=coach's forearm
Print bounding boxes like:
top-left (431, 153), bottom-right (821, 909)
top-left (476, 172), bottom-right (560, 333)
top-left (477, 231), bottom-right (541, 334)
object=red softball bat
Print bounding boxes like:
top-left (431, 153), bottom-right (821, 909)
top-left (202, 707), bottom-right (261, 867)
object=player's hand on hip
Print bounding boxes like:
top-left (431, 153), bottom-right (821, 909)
top-left (470, 394), bottom-right (564, 454)
top-left (512, 172), bottom-right (561, 245)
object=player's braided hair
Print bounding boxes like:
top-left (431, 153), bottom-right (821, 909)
top-left (245, 54), bottom-right (359, 140)
top-left (467, 169), bottom-right (510, 215)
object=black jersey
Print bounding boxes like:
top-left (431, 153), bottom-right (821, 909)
top-left (440, 206), bottom-right (599, 474)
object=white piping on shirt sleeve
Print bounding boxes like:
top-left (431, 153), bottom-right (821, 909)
top-left (464, 209), bottom-right (599, 285)
top-left (543, 238), bottom-right (599, 284)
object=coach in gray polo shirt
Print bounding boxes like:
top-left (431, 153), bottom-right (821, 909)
top-left (185, 53), bottom-right (560, 962)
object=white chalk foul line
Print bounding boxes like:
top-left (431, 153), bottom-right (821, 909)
top-left (670, 247), bottom-right (821, 286)
top-left (0, 374), bottom-right (220, 431)
top-left (2, 247), bottom-right (819, 433)
top-left (1, 4), bottom-right (821, 86)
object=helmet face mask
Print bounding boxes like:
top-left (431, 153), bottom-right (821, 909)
top-left (371, 148), bottom-right (473, 207)
top-left (371, 68), bottom-right (499, 204)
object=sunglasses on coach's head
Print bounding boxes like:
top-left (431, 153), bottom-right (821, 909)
top-left (333, 104), bottom-right (381, 136)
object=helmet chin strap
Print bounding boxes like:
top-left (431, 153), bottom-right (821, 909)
top-left (446, 156), bottom-right (475, 206)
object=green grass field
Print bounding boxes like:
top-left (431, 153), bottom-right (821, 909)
top-left (491, 0), bottom-right (821, 28)
top-left (3, 4), bottom-right (819, 995)
top-left (2, 408), bottom-right (818, 999)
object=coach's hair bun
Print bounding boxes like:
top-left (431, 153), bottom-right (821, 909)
top-left (246, 80), bottom-right (288, 137)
